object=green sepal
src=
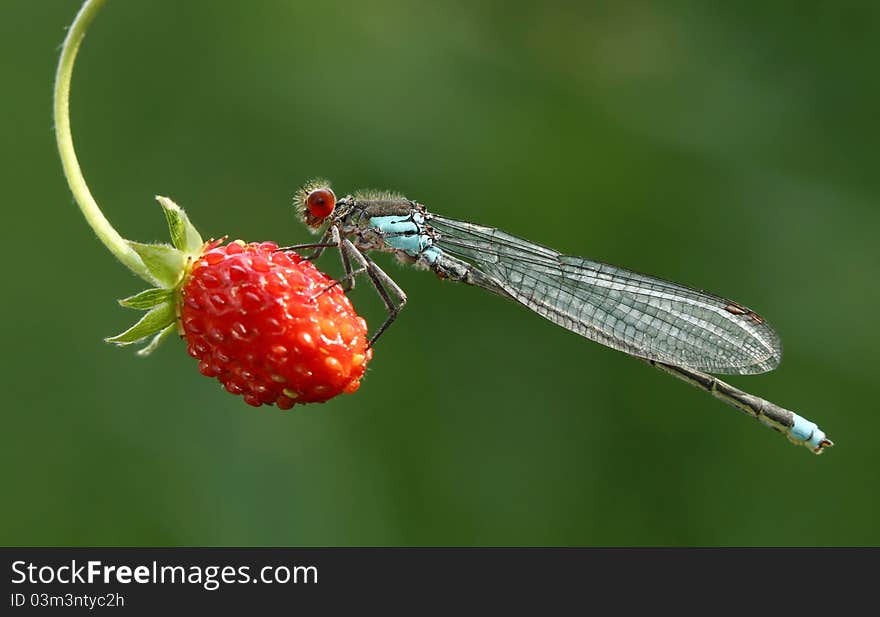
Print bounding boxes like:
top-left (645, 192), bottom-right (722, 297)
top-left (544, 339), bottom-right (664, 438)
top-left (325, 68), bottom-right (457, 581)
top-left (156, 196), bottom-right (204, 256)
top-left (105, 302), bottom-right (176, 346)
top-left (136, 323), bottom-right (177, 356)
top-left (106, 195), bottom-right (204, 355)
top-left (126, 241), bottom-right (187, 289)
top-left (118, 287), bottom-right (173, 310)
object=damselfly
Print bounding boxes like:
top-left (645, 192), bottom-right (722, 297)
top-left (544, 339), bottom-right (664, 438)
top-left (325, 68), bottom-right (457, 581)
top-left (285, 180), bottom-right (832, 454)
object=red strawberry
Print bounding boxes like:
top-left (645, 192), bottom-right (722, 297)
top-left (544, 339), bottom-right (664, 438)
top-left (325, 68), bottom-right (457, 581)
top-left (104, 197), bottom-right (371, 409)
top-left (55, 4), bottom-right (369, 409)
top-left (180, 240), bottom-right (372, 409)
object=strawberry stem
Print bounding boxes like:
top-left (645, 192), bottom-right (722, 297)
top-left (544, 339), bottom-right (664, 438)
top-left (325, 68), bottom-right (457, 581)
top-left (54, 0), bottom-right (154, 283)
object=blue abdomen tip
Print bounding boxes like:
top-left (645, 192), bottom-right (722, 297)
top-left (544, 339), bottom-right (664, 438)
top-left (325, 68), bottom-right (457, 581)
top-left (791, 413), bottom-right (826, 450)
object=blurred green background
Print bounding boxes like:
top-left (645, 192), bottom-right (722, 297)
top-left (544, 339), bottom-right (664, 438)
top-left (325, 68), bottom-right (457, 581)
top-left (3, 0), bottom-right (878, 546)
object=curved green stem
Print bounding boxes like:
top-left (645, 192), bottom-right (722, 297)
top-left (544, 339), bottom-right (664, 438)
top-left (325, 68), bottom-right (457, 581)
top-left (54, 0), bottom-right (152, 282)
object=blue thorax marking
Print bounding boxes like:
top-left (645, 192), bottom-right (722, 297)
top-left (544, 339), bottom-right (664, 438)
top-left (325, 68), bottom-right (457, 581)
top-left (369, 214), bottom-right (442, 264)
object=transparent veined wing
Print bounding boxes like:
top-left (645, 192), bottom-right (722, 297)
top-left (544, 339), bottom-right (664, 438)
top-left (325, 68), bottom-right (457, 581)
top-left (428, 215), bottom-right (782, 375)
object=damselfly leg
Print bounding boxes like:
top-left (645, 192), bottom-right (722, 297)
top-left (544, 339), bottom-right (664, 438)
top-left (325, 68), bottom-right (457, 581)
top-left (337, 236), bottom-right (407, 348)
top-left (279, 230), bottom-right (408, 348)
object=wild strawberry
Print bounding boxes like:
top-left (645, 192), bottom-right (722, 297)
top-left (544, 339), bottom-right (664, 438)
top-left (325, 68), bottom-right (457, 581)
top-left (55, 2), bottom-right (369, 409)
top-left (105, 197), bottom-right (371, 409)
top-left (180, 240), bottom-right (371, 408)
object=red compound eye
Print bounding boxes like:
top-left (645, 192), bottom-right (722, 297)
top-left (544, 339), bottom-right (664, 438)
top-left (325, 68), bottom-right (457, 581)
top-left (306, 188), bottom-right (336, 219)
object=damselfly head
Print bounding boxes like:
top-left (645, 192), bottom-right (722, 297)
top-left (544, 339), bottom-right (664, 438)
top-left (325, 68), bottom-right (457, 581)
top-left (295, 180), bottom-right (336, 231)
